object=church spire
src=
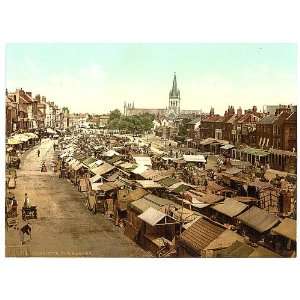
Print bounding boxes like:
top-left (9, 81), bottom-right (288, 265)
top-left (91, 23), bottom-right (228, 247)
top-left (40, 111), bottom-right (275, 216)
top-left (169, 72), bottom-right (180, 98)
top-left (172, 72), bottom-right (177, 92)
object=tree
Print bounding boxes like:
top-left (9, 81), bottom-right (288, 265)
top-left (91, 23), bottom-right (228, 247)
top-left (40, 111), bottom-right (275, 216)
top-left (108, 110), bottom-right (154, 133)
top-left (62, 107), bottom-right (70, 114)
top-left (109, 109), bottom-right (121, 121)
top-left (178, 117), bottom-right (191, 136)
top-left (108, 118), bottom-right (120, 130)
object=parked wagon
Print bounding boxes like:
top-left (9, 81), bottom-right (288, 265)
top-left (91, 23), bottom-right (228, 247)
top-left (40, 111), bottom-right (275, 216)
top-left (8, 156), bottom-right (21, 169)
top-left (87, 191), bottom-right (106, 214)
top-left (41, 162), bottom-right (47, 172)
top-left (22, 206), bottom-right (38, 220)
top-left (7, 176), bottom-right (16, 189)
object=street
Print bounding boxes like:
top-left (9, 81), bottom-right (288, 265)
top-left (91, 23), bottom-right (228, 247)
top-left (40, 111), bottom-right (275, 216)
top-left (6, 139), bottom-right (150, 257)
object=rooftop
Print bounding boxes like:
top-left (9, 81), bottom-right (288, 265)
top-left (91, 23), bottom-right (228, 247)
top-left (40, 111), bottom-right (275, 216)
top-left (237, 206), bottom-right (280, 233)
top-left (179, 218), bottom-right (225, 255)
top-left (212, 198), bottom-right (248, 218)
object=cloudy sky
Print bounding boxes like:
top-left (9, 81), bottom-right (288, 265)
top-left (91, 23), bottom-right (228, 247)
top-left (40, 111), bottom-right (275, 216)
top-left (6, 43), bottom-right (297, 114)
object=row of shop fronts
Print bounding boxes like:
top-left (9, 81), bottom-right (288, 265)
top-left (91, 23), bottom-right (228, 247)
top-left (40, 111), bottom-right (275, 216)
top-left (186, 137), bottom-right (296, 174)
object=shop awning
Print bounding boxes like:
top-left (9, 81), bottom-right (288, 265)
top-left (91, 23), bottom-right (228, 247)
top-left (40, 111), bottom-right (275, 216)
top-left (24, 132), bottom-right (39, 139)
top-left (102, 149), bottom-right (120, 157)
top-left (200, 138), bottom-right (216, 145)
top-left (90, 162), bottom-right (115, 176)
top-left (135, 180), bottom-right (163, 189)
top-left (220, 144), bottom-right (235, 150)
top-left (132, 165), bottom-right (149, 175)
top-left (14, 134), bottom-right (30, 142)
top-left (138, 207), bottom-right (167, 226)
top-left (89, 174), bottom-right (103, 184)
top-left (240, 147), bottom-right (269, 157)
top-left (271, 218), bottom-right (296, 241)
top-left (212, 199), bottom-right (248, 218)
top-left (47, 128), bottom-right (56, 134)
top-left (7, 138), bottom-right (22, 145)
top-left (183, 154), bottom-right (206, 163)
top-left (133, 156), bottom-right (152, 166)
top-left (237, 206), bottom-right (280, 233)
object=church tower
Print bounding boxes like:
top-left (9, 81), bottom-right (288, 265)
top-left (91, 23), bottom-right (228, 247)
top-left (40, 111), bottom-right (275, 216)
top-left (168, 72), bottom-right (181, 115)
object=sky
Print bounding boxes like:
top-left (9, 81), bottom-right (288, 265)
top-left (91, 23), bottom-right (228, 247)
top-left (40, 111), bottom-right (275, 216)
top-left (6, 43), bottom-right (297, 114)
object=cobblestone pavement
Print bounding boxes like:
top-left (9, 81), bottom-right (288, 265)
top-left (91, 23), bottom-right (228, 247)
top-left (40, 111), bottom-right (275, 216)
top-left (6, 139), bottom-right (150, 257)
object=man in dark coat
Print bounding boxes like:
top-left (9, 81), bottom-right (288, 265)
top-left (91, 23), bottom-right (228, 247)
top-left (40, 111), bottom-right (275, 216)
top-left (20, 223), bottom-right (32, 245)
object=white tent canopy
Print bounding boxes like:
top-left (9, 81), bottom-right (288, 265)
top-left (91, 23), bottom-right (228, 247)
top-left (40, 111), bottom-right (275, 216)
top-left (47, 128), bottom-right (56, 134)
top-left (183, 154), bottom-right (206, 163)
top-left (133, 156), bottom-right (152, 166)
top-left (138, 207), bottom-right (167, 226)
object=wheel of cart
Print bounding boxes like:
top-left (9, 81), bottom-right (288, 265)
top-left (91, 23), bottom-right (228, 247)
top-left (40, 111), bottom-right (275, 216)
top-left (22, 206), bottom-right (38, 220)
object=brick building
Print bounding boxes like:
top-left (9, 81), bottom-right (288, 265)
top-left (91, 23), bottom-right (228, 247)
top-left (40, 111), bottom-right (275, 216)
top-left (6, 88), bottom-right (69, 136)
top-left (256, 106), bottom-right (296, 151)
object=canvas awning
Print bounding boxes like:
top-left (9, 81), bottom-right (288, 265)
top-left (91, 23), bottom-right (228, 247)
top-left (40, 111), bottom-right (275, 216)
top-left (130, 198), bottom-right (161, 213)
top-left (199, 193), bottom-right (224, 204)
top-left (47, 128), bottom-right (56, 134)
top-left (168, 181), bottom-right (193, 193)
top-left (183, 198), bottom-right (210, 209)
top-left (88, 159), bottom-right (103, 169)
top-left (135, 180), bottom-right (163, 189)
top-left (119, 162), bottom-right (136, 169)
top-left (7, 138), bottom-right (22, 145)
top-left (113, 160), bottom-right (124, 166)
top-left (126, 188), bottom-right (149, 202)
top-left (269, 148), bottom-right (296, 157)
top-left (102, 149), bottom-right (120, 157)
top-left (199, 138), bottom-right (216, 146)
top-left (183, 154), bottom-right (206, 163)
top-left (212, 198), bottom-right (248, 218)
top-left (220, 144), bottom-right (235, 150)
top-left (83, 157), bottom-right (97, 167)
top-left (271, 218), bottom-right (296, 241)
top-left (24, 132), bottom-right (39, 139)
top-left (90, 162), bottom-right (115, 176)
top-left (217, 240), bottom-right (281, 258)
top-left (89, 174), bottom-right (103, 184)
top-left (138, 207), bottom-right (167, 226)
top-left (92, 182), bottom-right (118, 192)
top-left (91, 183), bottom-right (104, 191)
top-left (14, 134), bottom-right (30, 142)
top-left (133, 156), bottom-right (152, 166)
top-left (237, 206), bottom-right (280, 233)
top-left (240, 147), bottom-right (269, 157)
top-left (204, 229), bottom-right (244, 251)
top-left (132, 165), bottom-right (149, 175)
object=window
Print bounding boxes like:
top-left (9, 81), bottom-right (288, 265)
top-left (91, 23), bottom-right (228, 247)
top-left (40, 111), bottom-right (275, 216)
top-left (215, 129), bottom-right (222, 139)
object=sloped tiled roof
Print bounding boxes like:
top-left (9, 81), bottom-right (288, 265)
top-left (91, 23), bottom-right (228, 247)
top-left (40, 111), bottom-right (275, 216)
top-left (179, 218), bottom-right (225, 255)
top-left (258, 115), bottom-right (278, 125)
top-left (187, 117), bottom-right (201, 125)
top-left (202, 115), bottom-right (224, 122)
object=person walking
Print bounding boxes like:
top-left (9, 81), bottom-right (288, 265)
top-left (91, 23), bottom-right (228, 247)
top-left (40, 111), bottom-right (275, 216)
top-left (11, 196), bottom-right (18, 213)
top-left (23, 193), bottom-right (31, 208)
top-left (19, 223), bottom-right (32, 245)
top-left (37, 149), bottom-right (40, 157)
